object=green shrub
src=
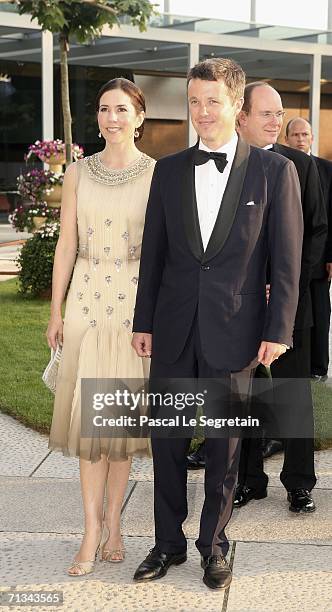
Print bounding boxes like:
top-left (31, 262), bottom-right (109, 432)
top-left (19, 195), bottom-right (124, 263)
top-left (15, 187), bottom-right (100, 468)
top-left (17, 222), bottom-right (59, 297)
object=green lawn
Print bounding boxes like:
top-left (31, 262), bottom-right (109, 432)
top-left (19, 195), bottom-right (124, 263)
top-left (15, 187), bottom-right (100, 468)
top-left (311, 381), bottom-right (332, 449)
top-left (0, 279), bottom-right (331, 449)
top-left (0, 279), bottom-right (53, 432)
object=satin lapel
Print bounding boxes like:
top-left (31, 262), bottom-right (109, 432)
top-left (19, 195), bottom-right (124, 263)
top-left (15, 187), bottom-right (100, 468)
top-left (182, 145), bottom-right (204, 262)
top-left (202, 138), bottom-right (250, 263)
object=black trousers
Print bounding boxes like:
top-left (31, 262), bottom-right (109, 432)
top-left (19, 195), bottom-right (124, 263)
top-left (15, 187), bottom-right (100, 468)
top-left (150, 319), bottom-right (255, 558)
top-left (311, 277), bottom-right (331, 376)
top-left (238, 327), bottom-right (316, 492)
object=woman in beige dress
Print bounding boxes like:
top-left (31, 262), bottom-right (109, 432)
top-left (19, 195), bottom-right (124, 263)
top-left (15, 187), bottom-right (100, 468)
top-left (46, 78), bottom-right (155, 575)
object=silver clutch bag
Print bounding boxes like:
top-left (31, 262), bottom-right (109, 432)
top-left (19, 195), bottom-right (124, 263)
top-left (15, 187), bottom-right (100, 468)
top-left (42, 344), bottom-right (62, 394)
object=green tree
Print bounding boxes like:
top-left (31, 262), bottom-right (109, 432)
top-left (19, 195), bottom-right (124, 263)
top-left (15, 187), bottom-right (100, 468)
top-left (1, 0), bottom-right (155, 165)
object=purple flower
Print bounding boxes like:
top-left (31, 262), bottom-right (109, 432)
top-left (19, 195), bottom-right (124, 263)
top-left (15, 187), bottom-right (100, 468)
top-left (26, 139), bottom-right (84, 162)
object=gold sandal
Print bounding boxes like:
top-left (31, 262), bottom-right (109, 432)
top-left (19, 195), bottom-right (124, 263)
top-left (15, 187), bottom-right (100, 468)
top-left (100, 523), bottom-right (126, 563)
top-left (67, 540), bottom-right (101, 576)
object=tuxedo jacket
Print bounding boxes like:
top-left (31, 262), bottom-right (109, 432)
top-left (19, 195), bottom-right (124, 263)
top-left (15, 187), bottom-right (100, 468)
top-left (133, 139), bottom-right (303, 371)
top-left (273, 144), bottom-right (327, 328)
top-left (311, 154), bottom-right (332, 270)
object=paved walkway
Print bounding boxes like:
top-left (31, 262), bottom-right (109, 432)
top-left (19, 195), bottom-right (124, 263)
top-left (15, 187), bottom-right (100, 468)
top-left (0, 411), bottom-right (331, 611)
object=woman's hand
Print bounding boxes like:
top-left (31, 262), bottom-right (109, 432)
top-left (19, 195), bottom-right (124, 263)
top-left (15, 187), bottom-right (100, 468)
top-left (46, 313), bottom-right (64, 350)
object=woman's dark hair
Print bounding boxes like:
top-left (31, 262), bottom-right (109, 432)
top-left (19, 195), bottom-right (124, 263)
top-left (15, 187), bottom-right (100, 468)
top-left (95, 77), bottom-right (146, 141)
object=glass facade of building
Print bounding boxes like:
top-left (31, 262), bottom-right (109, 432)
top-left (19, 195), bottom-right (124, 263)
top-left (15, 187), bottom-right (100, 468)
top-left (1, 5), bottom-right (332, 215)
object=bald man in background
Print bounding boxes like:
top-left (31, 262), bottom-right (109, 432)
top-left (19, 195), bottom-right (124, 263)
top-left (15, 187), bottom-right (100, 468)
top-left (235, 82), bottom-right (327, 513)
top-left (286, 117), bottom-right (332, 382)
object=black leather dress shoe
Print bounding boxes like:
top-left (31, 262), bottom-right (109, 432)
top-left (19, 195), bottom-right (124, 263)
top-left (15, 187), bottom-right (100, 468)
top-left (287, 488), bottom-right (316, 513)
top-left (133, 547), bottom-right (187, 582)
top-left (187, 441), bottom-right (206, 470)
top-left (201, 555), bottom-right (232, 589)
top-left (233, 484), bottom-right (267, 508)
top-left (262, 439), bottom-right (284, 459)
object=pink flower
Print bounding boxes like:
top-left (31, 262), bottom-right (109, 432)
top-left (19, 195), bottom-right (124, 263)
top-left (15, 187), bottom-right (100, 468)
top-left (26, 140), bottom-right (84, 162)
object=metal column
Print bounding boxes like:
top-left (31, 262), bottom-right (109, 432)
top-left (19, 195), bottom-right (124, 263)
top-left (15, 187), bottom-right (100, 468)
top-left (250, 0), bottom-right (256, 23)
top-left (309, 54), bottom-right (322, 155)
top-left (188, 42), bottom-right (199, 147)
top-left (327, 0), bottom-right (332, 43)
top-left (42, 30), bottom-right (54, 141)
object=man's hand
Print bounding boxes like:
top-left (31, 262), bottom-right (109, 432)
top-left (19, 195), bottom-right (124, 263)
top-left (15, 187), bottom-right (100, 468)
top-left (326, 262), bottom-right (332, 280)
top-left (132, 332), bottom-right (152, 357)
top-left (257, 341), bottom-right (287, 367)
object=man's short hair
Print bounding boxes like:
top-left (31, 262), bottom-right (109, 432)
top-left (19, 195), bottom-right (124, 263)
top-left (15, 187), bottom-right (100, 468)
top-left (187, 58), bottom-right (246, 102)
top-left (242, 81), bottom-right (271, 114)
top-left (285, 117), bottom-right (311, 137)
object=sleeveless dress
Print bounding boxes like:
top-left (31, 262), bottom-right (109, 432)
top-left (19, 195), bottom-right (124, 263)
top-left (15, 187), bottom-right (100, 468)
top-left (48, 152), bottom-right (155, 461)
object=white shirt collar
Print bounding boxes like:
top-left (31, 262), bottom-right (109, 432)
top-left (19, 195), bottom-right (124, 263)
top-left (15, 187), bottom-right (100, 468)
top-left (198, 132), bottom-right (238, 158)
top-left (263, 144), bottom-right (273, 150)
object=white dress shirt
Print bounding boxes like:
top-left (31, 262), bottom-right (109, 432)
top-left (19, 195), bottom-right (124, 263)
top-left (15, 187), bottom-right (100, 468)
top-left (195, 132), bottom-right (238, 251)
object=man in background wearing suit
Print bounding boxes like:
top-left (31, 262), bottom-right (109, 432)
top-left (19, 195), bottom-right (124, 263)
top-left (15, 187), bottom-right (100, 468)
top-left (285, 117), bottom-right (332, 382)
top-left (131, 60), bottom-right (303, 590)
top-left (235, 82), bottom-right (327, 513)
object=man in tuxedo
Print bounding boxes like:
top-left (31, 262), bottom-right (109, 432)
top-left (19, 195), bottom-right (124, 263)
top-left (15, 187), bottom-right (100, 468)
top-left (285, 117), bottom-right (332, 382)
top-left (235, 82), bottom-right (327, 513)
top-left (131, 60), bottom-right (303, 590)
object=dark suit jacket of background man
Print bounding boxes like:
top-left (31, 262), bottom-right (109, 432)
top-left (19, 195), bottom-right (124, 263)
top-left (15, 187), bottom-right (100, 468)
top-left (311, 154), bottom-right (332, 275)
top-left (272, 144), bottom-right (327, 337)
top-left (309, 154), bottom-right (332, 377)
top-left (236, 143), bottom-right (328, 494)
top-left (133, 139), bottom-right (303, 371)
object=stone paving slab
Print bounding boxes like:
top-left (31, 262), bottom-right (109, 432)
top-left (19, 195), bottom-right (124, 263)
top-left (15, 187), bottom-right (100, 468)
top-left (33, 452), bottom-right (79, 479)
top-left (0, 413), bottom-right (49, 477)
top-left (122, 481), bottom-right (332, 545)
top-left (129, 453), bottom-right (332, 488)
top-left (0, 477), bottom-right (134, 533)
top-left (229, 487), bottom-right (332, 545)
top-left (121, 481), bottom-right (199, 540)
top-left (24, 449), bottom-right (332, 489)
top-left (0, 533), bottom-right (226, 611)
top-left (6, 440), bottom-right (332, 489)
top-left (226, 541), bottom-right (332, 611)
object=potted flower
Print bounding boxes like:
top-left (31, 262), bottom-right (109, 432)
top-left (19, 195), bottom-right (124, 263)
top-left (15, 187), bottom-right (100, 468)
top-left (26, 140), bottom-right (84, 172)
top-left (17, 169), bottom-right (64, 207)
top-left (8, 205), bottom-right (34, 233)
top-left (9, 202), bottom-right (60, 233)
top-left (29, 202), bottom-right (61, 229)
top-left (43, 172), bottom-right (65, 208)
top-left (29, 203), bottom-right (49, 229)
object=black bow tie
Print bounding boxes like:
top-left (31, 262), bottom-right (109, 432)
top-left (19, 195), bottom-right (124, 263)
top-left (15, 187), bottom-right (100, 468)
top-left (193, 149), bottom-right (228, 173)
